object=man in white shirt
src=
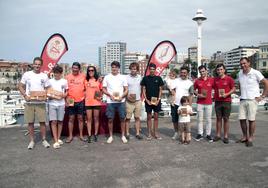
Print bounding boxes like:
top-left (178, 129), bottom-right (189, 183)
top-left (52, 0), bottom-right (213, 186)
top-left (125, 62), bottom-right (143, 140)
top-left (102, 61), bottom-right (128, 144)
top-left (18, 57), bottom-right (50, 149)
top-left (170, 67), bottom-right (194, 140)
top-left (238, 57), bottom-right (268, 147)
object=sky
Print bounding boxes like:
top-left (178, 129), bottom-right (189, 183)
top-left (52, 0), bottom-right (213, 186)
top-left (1, 0), bottom-right (268, 64)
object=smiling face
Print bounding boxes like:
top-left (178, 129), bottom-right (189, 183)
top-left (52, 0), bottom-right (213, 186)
top-left (88, 67), bottom-right (95, 78)
top-left (72, 65), bottom-right (80, 75)
top-left (32, 59), bottom-right (42, 73)
top-left (130, 66), bottom-right (138, 76)
top-left (180, 69), bottom-right (188, 80)
top-left (240, 58), bottom-right (251, 73)
top-left (216, 66), bottom-right (225, 77)
top-left (199, 68), bottom-right (207, 79)
top-left (111, 65), bottom-right (119, 75)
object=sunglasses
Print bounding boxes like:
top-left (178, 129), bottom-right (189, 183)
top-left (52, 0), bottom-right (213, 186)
top-left (88, 69), bottom-right (95, 72)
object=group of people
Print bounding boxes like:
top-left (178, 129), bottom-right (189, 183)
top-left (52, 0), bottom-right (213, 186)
top-left (18, 56), bottom-right (267, 149)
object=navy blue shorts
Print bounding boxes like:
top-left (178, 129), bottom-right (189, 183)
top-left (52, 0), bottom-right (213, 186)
top-left (68, 101), bottom-right (84, 116)
top-left (106, 103), bottom-right (126, 120)
top-left (171, 104), bottom-right (179, 123)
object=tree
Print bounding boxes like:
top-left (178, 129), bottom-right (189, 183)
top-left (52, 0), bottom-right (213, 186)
top-left (183, 58), bottom-right (198, 78)
top-left (230, 69), bottom-right (239, 79)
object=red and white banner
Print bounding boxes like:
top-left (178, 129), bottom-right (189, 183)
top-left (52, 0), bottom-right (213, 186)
top-left (145, 40), bottom-right (177, 76)
top-left (40, 33), bottom-right (68, 74)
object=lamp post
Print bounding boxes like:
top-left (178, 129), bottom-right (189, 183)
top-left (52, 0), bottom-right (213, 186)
top-left (193, 9), bottom-right (207, 77)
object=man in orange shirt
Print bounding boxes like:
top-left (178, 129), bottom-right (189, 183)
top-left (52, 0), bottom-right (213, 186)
top-left (65, 62), bottom-right (86, 143)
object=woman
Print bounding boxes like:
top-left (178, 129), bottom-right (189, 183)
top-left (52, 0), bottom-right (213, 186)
top-left (84, 65), bottom-right (102, 142)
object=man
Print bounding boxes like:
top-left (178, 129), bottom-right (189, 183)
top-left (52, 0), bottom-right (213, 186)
top-left (18, 57), bottom-right (50, 149)
top-left (65, 62), bottom-right (86, 143)
top-left (102, 61), bottom-right (128, 144)
top-left (194, 65), bottom-right (214, 142)
top-left (213, 64), bottom-right (235, 144)
top-left (125, 62), bottom-right (143, 140)
top-left (237, 57), bottom-right (268, 147)
top-left (141, 63), bottom-right (164, 140)
top-left (170, 67), bottom-right (194, 140)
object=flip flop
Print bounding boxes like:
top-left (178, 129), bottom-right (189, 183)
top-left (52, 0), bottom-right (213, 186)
top-left (80, 137), bottom-right (87, 142)
top-left (155, 136), bottom-right (162, 140)
top-left (65, 138), bottom-right (73, 143)
top-left (236, 139), bottom-right (247, 143)
top-left (146, 136), bottom-right (153, 141)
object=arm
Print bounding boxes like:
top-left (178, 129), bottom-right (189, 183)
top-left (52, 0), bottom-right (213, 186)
top-left (102, 86), bottom-right (115, 101)
top-left (257, 78), bottom-right (268, 102)
top-left (120, 86), bottom-right (128, 101)
top-left (18, 82), bottom-right (30, 101)
top-left (142, 85), bottom-right (151, 105)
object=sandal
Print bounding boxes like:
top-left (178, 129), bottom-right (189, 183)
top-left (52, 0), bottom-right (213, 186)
top-left (236, 139), bottom-right (247, 143)
top-left (146, 136), bottom-right (153, 141)
top-left (65, 138), bottom-right (73, 143)
top-left (155, 136), bottom-right (162, 140)
top-left (80, 137), bottom-right (88, 142)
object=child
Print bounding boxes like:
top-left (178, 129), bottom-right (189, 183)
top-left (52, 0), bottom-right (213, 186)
top-left (177, 96), bottom-right (193, 144)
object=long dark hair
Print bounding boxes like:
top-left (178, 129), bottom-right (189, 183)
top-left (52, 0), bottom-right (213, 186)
top-left (86, 65), bottom-right (99, 81)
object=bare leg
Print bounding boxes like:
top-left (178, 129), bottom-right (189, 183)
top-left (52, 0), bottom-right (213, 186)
top-left (147, 112), bottom-right (152, 137)
top-left (93, 109), bottom-right (100, 135)
top-left (108, 119), bottom-right (113, 137)
top-left (173, 122), bottom-right (179, 133)
top-left (120, 118), bottom-right (126, 137)
top-left (28, 123), bottom-right (35, 141)
top-left (216, 117), bottom-right (222, 137)
top-left (223, 117), bottom-right (229, 138)
top-left (239, 119), bottom-right (248, 141)
top-left (153, 112), bottom-right (159, 137)
top-left (57, 121), bottom-right (63, 140)
top-left (40, 122), bottom-right (46, 140)
top-left (134, 117), bottom-right (141, 135)
top-left (125, 119), bottom-right (130, 136)
top-left (86, 110), bottom-right (93, 136)
top-left (77, 114), bottom-right (84, 139)
top-left (51, 120), bottom-right (58, 143)
top-left (67, 115), bottom-right (75, 141)
top-left (248, 120), bottom-right (256, 142)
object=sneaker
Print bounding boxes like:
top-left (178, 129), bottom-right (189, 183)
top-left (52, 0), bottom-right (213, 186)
top-left (94, 135), bottom-right (98, 142)
top-left (172, 132), bottom-right (179, 140)
top-left (206, 135), bottom-right (213, 143)
top-left (121, 136), bottom-right (128, 144)
top-left (135, 134), bottom-right (143, 140)
top-left (27, 141), bottom-right (35, 150)
top-left (53, 142), bottom-right (60, 149)
top-left (42, 139), bottom-right (50, 148)
top-left (223, 138), bottom-right (229, 144)
top-left (88, 136), bottom-right (93, 143)
top-left (107, 136), bottom-right (113, 144)
top-left (213, 136), bottom-right (221, 142)
top-left (125, 135), bottom-right (130, 140)
top-left (195, 134), bottom-right (203, 141)
top-left (58, 139), bottom-right (64, 145)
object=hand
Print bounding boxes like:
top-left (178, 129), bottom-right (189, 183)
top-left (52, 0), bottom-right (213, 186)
top-left (117, 96), bottom-right (123, 102)
top-left (221, 94), bottom-right (227, 98)
top-left (145, 98), bottom-right (151, 105)
top-left (255, 97), bottom-right (263, 102)
top-left (110, 95), bottom-right (116, 101)
top-left (198, 94), bottom-right (205, 99)
top-left (95, 96), bottom-right (102, 101)
top-left (155, 99), bottom-right (160, 106)
top-left (24, 95), bottom-right (31, 102)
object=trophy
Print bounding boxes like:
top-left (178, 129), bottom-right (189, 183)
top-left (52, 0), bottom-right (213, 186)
top-left (113, 92), bottom-right (120, 101)
top-left (219, 89), bottom-right (225, 97)
top-left (201, 89), bottom-right (207, 98)
top-left (47, 88), bottom-right (63, 100)
top-left (67, 98), bottom-right (75, 106)
top-left (94, 91), bottom-right (102, 100)
top-left (29, 91), bottom-right (47, 101)
top-left (180, 107), bottom-right (188, 116)
top-left (151, 97), bottom-right (158, 106)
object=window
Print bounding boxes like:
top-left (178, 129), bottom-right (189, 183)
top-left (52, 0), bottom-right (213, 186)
top-left (263, 61), bottom-right (267, 67)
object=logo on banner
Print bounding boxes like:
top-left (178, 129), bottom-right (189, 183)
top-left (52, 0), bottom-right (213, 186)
top-left (145, 40), bottom-right (177, 76)
top-left (46, 37), bottom-right (65, 60)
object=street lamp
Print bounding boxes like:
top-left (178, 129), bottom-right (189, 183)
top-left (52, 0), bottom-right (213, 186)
top-left (193, 9), bottom-right (207, 77)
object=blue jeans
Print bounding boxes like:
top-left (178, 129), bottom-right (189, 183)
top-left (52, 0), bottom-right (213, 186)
top-left (106, 103), bottom-right (126, 119)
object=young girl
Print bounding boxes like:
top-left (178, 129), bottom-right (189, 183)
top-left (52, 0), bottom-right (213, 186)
top-left (177, 96), bottom-right (193, 144)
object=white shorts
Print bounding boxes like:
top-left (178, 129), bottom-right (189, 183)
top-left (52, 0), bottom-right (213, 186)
top-left (48, 105), bottom-right (65, 121)
top-left (239, 99), bottom-right (258, 121)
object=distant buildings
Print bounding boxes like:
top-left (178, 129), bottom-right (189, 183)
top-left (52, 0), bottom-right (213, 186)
top-left (224, 46), bottom-right (259, 73)
top-left (188, 46), bottom-right (197, 63)
top-left (98, 42), bottom-right (126, 75)
top-left (257, 42), bottom-right (268, 71)
top-left (123, 52), bottom-right (147, 74)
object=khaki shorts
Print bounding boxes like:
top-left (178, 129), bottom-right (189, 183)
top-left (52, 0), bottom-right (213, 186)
top-left (126, 100), bottom-right (142, 119)
top-left (24, 103), bottom-right (46, 124)
top-left (239, 99), bottom-right (258, 121)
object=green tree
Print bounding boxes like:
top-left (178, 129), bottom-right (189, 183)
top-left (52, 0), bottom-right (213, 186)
top-left (261, 70), bottom-right (268, 78)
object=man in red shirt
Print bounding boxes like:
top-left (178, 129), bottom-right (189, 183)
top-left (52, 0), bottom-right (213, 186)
top-left (213, 64), bottom-right (235, 144)
top-left (194, 65), bottom-right (214, 142)
top-left (65, 62), bottom-right (86, 143)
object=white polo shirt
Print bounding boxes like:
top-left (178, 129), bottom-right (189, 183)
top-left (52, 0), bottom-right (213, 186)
top-left (238, 68), bottom-right (264, 100)
top-left (171, 77), bottom-right (193, 106)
